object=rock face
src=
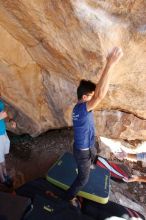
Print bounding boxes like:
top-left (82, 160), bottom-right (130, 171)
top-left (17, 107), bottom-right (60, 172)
top-left (0, 0), bottom-right (146, 138)
top-left (95, 110), bottom-right (146, 140)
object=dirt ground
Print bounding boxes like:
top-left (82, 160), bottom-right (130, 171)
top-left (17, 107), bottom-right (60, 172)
top-left (0, 128), bottom-right (146, 211)
top-left (0, 129), bottom-right (73, 190)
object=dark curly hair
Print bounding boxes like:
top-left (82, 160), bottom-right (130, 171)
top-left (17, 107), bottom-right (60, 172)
top-left (77, 79), bottom-right (96, 100)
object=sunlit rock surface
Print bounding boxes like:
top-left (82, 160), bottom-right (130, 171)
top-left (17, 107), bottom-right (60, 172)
top-left (110, 181), bottom-right (146, 217)
top-left (0, 0), bottom-right (146, 137)
top-left (95, 111), bottom-right (146, 140)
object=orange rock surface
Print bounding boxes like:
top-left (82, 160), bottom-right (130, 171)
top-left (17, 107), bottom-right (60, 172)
top-left (0, 0), bottom-right (146, 139)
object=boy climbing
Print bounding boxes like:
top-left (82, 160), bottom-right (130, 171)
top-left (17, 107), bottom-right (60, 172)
top-left (65, 47), bottom-right (123, 206)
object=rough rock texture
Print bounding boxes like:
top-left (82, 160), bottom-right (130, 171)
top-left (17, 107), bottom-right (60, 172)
top-left (110, 181), bottom-right (146, 217)
top-left (0, 0), bottom-right (146, 138)
top-left (95, 110), bottom-right (146, 140)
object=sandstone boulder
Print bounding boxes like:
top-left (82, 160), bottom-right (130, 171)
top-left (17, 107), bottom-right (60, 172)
top-left (0, 0), bottom-right (146, 138)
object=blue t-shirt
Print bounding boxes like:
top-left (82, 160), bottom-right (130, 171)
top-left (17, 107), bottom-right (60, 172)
top-left (72, 102), bottom-right (95, 150)
top-left (0, 100), bottom-right (6, 135)
top-left (137, 153), bottom-right (146, 162)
